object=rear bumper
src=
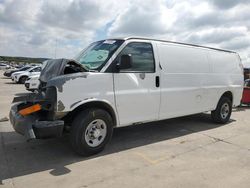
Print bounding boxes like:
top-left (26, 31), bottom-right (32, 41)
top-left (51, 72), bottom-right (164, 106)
top-left (9, 103), bottom-right (64, 140)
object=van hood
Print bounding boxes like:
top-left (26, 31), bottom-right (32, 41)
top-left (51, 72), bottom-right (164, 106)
top-left (39, 58), bottom-right (86, 84)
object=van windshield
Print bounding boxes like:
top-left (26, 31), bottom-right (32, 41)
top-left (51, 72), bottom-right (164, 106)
top-left (75, 40), bottom-right (124, 71)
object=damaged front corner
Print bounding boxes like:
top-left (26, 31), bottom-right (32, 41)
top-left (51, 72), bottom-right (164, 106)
top-left (70, 100), bottom-right (82, 109)
top-left (57, 100), bottom-right (65, 111)
top-left (47, 73), bottom-right (88, 93)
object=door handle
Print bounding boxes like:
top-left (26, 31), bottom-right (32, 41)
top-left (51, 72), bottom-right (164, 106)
top-left (155, 76), bottom-right (160, 87)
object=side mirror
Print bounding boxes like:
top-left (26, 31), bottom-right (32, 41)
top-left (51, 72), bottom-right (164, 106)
top-left (117, 54), bottom-right (132, 70)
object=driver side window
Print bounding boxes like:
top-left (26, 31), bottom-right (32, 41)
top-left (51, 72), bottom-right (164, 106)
top-left (118, 42), bottom-right (155, 72)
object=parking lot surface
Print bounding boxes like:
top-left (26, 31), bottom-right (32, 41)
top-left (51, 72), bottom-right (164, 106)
top-left (0, 70), bottom-right (250, 188)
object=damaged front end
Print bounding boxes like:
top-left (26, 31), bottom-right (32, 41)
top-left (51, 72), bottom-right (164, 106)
top-left (9, 86), bottom-right (64, 140)
top-left (9, 59), bottom-right (86, 140)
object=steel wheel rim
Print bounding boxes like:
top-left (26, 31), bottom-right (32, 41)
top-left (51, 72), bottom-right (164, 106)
top-left (84, 119), bottom-right (107, 147)
top-left (220, 103), bottom-right (230, 119)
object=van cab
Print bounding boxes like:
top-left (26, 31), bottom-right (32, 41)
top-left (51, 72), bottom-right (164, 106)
top-left (9, 37), bottom-right (244, 156)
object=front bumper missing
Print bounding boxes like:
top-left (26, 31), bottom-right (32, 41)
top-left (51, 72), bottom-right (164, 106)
top-left (9, 92), bottom-right (64, 140)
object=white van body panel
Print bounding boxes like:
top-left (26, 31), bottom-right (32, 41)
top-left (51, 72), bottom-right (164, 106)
top-left (114, 72), bottom-right (160, 125)
top-left (208, 51), bottom-right (243, 107)
top-left (52, 38), bottom-right (243, 127)
top-left (157, 42), bottom-right (211, 119)
top-left (113, 40), bottom-right (161, 126)
top-left (55, 73), bottom-right (119, 123)
top-left (156, 41), bottom-right (243, 120)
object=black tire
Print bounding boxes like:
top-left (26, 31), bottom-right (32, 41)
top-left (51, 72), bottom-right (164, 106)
top-left (70, 108), bottom-right (113, 156)
top-left (211, 97), bottom-right (232, 124)
top-left (19, 76), bottom-right (28, 84)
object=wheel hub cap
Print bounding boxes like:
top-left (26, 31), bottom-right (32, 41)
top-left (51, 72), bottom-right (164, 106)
top-left (84, 119), bottom-right (107, 147)
top-left (220, 103), bottom-right (229, 119)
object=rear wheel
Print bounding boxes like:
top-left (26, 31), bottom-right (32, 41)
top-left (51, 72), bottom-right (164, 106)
top-left (19, 76), bottom-right (28, 84)
top-left (70, 108), bottom-right (113, 156)
top-left (211, 97), bottom-right (232, 124)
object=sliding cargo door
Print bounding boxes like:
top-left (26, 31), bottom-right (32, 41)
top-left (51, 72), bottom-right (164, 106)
top-left (157, 43), bottom-right (210, 119)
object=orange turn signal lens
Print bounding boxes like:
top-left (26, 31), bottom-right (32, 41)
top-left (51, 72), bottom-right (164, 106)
top-left (19, 104), bottom-right (42, 116)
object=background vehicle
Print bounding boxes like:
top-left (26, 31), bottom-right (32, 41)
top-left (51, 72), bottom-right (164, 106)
top-left (14, 64), bottom-right (24, 69)
top-left (4, 66), bottom-right (31, 77)
top-left (9, 37), bottom-right (244, 156)
top-left (241, 79), bottom-right (250, 105)
top-left (0, 63), bottom-right (10, 70)
top-left (244, 68), bottom-right (250, 80)
top-left (11, 66), bottom-right (42, 84)
top-left (25, 74), bottom-right (40, 92)
top-left (24, 61), bottom-right (47, 90)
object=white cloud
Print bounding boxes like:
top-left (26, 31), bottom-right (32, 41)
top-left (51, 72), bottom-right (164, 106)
top-left (0, 0), bottom-right (124, 58)
top-left (0, 0), bottom-right (249, 66)
top-left (108, 0), bottom-right (175, 37)
top-left (108, 0), bottom-right (250, 66)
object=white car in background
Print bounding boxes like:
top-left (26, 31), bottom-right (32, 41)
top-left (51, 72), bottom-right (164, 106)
top-left (11, 66), bottom-right (42, 84)
top-left (0, 63), bottom-right (10, 70)
top-left (25, 74), bottom-right (40, 92)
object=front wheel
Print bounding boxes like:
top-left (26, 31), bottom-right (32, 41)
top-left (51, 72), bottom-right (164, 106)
top-left (211, 97), bottom-right (232, 124)
top-left (70, 108), bottom-right (113, 156)
top-left (19, 76), bottom-right (28, 84)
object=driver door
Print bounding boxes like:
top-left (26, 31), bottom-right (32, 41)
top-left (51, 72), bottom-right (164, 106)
top-left (113, 42), bottom-right (161, 126)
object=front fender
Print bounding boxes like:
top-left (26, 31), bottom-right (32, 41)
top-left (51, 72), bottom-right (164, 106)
top-left (69, 98), bottom-right (119, 126)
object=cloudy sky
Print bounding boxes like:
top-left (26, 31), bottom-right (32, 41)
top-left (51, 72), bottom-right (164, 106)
top-left (0, 0), bottom-right (250, 67)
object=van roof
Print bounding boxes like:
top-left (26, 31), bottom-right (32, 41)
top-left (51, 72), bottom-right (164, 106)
top-left (109, 36), bottom-right (236, 54)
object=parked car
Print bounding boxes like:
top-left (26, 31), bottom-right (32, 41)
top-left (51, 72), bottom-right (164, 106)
top-left (25, 74), bottom-right (40, 92)
top-left (3, 66), bottom-right (31, 77)
top-left (15, 64), bottom-right (24, 69)
top-left (24, 61), bottom-right (47, 90)
top-left (241, 79), bottom-right (250, 105)
top-left (9, 37), bottom-right (243, 156)
top-left (11, 66), bottom-right (42, 84)
top-left (244, 68), bottom-right (250, 80)
top-left (0, 63), bottom-right (10, 70)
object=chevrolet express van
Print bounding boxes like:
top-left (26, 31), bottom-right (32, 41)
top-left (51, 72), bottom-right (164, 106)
top-left (9, 37), bottom-right (244, 156)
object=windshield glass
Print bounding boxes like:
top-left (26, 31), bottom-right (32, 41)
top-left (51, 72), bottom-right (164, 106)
top-left (75, 40), bottom-right (124, 71)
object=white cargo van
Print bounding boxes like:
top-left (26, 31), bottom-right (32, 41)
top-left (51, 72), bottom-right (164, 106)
top-left (10, 37), bottom-right (243, 156)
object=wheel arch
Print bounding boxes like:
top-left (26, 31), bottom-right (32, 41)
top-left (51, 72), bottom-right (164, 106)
top-left (64, 100), bottom-right (118, 127)
top-left (220, 91), bottom-right (233, 103)
top-left (18, 75), bottom-right (28, 83)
